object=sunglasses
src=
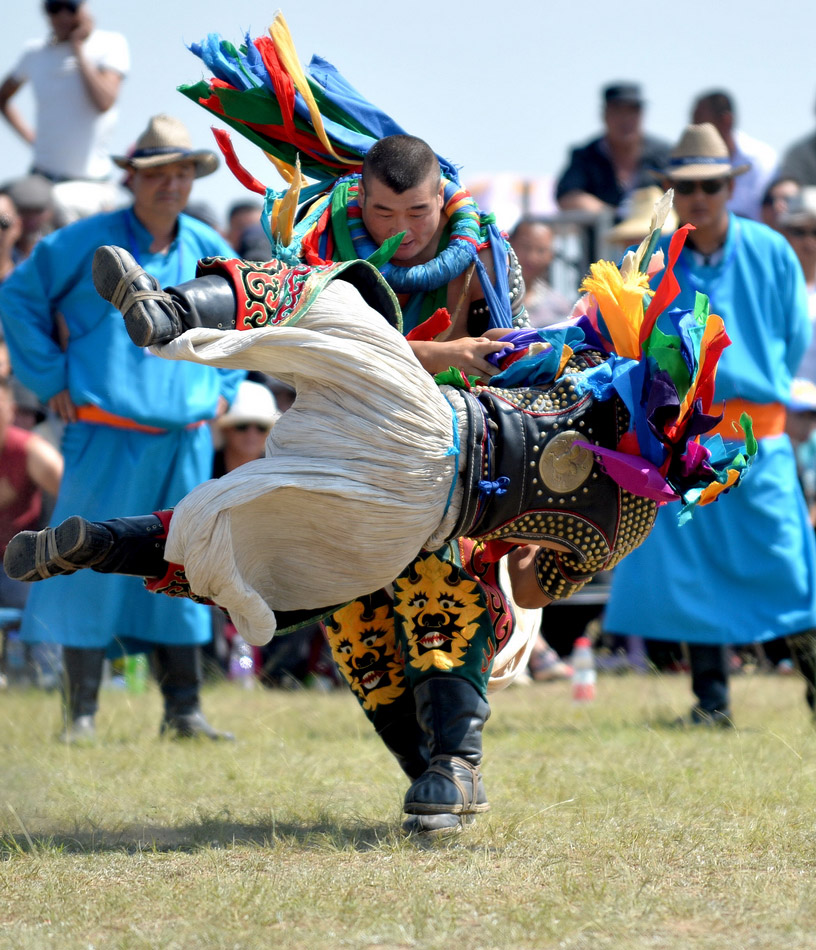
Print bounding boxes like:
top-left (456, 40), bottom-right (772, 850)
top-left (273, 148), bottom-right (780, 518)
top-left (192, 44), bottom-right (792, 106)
top-left (0, 215), bottom-right (13, 231)
top-left (787, 227), bottom-right (816, 239)
top-left (232, 422), bottom-right (269, 433)
top-left (44, 1), bottom-right (79, 13)
top-left (673, 179), bottom-right (728, 196)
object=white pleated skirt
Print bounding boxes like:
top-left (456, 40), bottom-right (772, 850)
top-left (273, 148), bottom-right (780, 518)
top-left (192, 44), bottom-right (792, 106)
top-left (154, 279), bottom-right (466, 645)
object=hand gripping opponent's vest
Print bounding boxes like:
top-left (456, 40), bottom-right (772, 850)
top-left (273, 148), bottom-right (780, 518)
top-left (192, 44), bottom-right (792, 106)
top-left (448, 349), bottom-right (657, 601)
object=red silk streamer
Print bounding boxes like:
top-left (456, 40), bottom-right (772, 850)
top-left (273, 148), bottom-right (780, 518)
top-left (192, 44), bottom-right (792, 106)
top-left (405, 308), bottom-right (452, 341)
top-left (211, 128), bottom-right (267, 196)
top-left (639, 224), bottom-right (694, 346)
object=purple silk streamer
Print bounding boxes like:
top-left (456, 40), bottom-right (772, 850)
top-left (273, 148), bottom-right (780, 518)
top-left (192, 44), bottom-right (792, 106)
top-left (575, 442), bottom-right (680, 504)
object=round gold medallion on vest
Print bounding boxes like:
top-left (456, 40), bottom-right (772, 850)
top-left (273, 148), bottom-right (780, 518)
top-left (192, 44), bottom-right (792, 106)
top-left (538, 430), bottom-right (594, 493)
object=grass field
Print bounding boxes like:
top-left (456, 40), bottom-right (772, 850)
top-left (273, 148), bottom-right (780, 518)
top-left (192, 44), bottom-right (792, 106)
top-left (3, 669), bottom-right (816, 949)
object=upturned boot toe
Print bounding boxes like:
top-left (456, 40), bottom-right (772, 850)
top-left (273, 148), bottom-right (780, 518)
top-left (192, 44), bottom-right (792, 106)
top-left (93, 245), bottom-right (181, 347)
top-left (4, 516), bottom-right (114, 581)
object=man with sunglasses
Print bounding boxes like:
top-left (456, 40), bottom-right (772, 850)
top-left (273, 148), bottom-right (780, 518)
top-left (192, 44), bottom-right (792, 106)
top-left (604, 123), bottom-right (816, 727)
top-left (0, 1), bottom-right (129, 222)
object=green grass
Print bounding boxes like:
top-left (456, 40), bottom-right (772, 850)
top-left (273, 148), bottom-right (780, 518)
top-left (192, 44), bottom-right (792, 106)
top-left (3, 671), bottom-right (816, 949)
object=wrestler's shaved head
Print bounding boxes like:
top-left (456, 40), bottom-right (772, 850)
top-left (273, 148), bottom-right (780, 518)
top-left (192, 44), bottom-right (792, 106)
top-left (362, 135), bottom-right (441, 194)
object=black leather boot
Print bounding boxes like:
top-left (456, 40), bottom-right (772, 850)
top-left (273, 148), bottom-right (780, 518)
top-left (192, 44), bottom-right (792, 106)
top-left (377, 713), bottom-right (429, 781)
top-left (60, 646), bottom-right (106, 743)
top-left (4, 514), bottom-right (167, 582)
top-left (153, 644), bottom-right (235, 741)
top-left (375, 701), bottom-right (468, 836)
top-left (92, 245), bottom-right (236, 347)
top-left (403, 676), bottom-right (491, 817)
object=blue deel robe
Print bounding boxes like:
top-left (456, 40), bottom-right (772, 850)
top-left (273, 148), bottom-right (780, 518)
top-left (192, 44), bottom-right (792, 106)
top-left (604, 214), bottom-right (816, 645)
top-left (0, 208), bottom-right (244, 650)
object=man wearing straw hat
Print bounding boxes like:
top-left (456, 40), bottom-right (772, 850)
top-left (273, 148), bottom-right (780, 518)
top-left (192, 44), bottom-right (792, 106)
top-left (0, 114), bottom-right (243, 743)
top-left (604, 123), bottom-right (816, 726)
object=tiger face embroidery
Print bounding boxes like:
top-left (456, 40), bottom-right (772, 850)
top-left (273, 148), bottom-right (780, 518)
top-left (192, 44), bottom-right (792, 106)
top-left (394, 553), bottom-right (483, 672)
top-left (323, 599), bottom-right (405, 711)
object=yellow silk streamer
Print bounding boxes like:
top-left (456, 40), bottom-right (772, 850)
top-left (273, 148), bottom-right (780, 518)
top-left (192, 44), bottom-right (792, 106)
top-left (268, 13), bottom-right (358, 169)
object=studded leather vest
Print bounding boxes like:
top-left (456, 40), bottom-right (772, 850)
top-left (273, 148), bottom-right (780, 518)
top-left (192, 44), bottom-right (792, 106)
top-left (448, 349), bottom-right (657, 600)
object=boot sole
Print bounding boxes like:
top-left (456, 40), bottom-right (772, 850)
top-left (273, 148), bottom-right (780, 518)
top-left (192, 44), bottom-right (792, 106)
top-left (4, 516), bottom-right (109, 582)
top-left (92, 245), bottom-right (161, 348)
top-left (403, 801), bottom-right (491, 816)
top-left (401, 813), bottom-right (474, 837)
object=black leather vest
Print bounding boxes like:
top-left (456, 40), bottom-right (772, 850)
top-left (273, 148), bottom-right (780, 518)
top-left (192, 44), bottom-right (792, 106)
top-left (450, 350), bottom-right (655, 569)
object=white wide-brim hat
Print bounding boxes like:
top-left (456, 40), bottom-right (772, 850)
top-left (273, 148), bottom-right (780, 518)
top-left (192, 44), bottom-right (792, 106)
top-left (217, 381), bottom-right (281, 429)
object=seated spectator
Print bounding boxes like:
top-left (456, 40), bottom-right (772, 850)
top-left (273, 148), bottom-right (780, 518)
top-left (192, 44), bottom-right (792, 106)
top-left (212, 380), bottom-right (280, 477)
top-left (508, 218), bottom-right (572, 327)
top-left (3, 175), bottom-right (59, 260)
top-left (0, 363), bottom-right (63, 686)
top-left (761, 177), bottom-right (801, 231)
top-left (225, 200), bottom-right (264, 253)
top-left (779, 95), bottom-right (816, 186)
top-left (556, 83), bottom-right (670, 220)
top-left (691, 90), bottom-right (777, 221)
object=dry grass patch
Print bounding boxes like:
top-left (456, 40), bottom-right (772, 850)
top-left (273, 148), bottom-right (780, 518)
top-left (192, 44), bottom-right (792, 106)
top-left (2, 670), bottom-right (816, 948)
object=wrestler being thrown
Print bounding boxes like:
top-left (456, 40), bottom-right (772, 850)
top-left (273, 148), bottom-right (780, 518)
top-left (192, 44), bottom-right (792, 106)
top-left (5, 229), bottom-right (752, 820)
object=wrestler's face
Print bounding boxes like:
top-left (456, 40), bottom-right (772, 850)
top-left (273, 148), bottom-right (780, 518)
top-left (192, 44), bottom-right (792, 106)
top-left (130, 161), bottom-right (196, 220)
top-left (359, 172), bottom-right (444, 267)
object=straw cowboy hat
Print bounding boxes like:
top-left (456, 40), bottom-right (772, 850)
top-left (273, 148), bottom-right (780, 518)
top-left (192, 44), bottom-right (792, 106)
top-left (655, 123), bottom-right (750, 181)
top-left (113, 114), bottom-right (219, 178)
top-left (606, 186), bottom-right (678, 245)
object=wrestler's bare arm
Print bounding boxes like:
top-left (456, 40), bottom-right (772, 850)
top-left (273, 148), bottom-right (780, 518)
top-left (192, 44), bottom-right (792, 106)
top-left (504, 544), bottom-right (554, 609)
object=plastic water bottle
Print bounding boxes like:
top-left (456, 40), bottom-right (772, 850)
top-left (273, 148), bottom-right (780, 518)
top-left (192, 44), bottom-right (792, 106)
top-left (124, 653), bottom-right (149, 694)
top-left (570, 635), bottom-right (596, 703)
top-left (229, 634), bottom-right (255, 689)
